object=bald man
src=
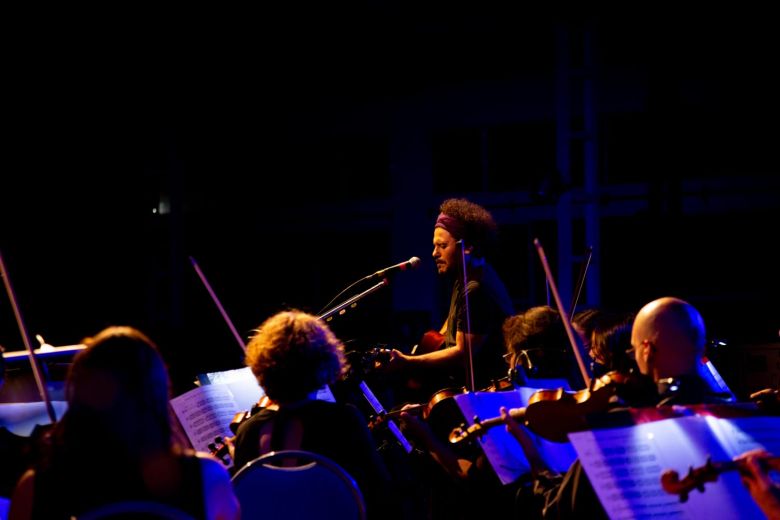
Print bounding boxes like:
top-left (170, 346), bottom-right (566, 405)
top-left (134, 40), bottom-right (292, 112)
top-left (526, 298), bottom-right (733, 519)
top-left (630, 296), bottom-right (731, 405)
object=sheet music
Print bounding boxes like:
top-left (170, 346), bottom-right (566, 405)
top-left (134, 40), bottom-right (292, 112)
top-left (453, 389), bottom-right (578, 485)
top-left (172, 367), bottom-right (334, 454)
top-left (199, 366), bottom-right (334, 406)
top-left (170, 384), bottom-right (245, 454)
top-left (0, 401), bottom-right (69, 436)
top-left (197, 367), bottom-right (267, 411)
top-left (569, 415), bottom-right (780, 519)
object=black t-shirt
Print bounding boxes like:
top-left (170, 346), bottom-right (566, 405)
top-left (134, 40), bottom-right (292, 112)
top-left (32, 450), bottom-right (206, 519)
top-left (444, 262), bottom-right (514, 390)
top-left (0, 425), bottom-right (46, 497)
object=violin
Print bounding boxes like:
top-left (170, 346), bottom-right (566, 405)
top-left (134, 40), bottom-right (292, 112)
top-left (369, 385), bottom-right (469, 442)
top-left (367, 403), bottom-right (427, 430)
top-left (382, 373), bottom-right (525, 442)
top-left (208, 395), bottom-right (276, 466)
top-left (449, 239), bottom-right (608, 445)
top-left (449, 370), bottom-right (634, 444)
top-left (370, 348), bottom-right (523, 439)
top-left (661, 454), bottom-right (780, 503)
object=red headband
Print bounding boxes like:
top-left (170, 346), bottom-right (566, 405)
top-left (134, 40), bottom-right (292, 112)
top-left (434, 212), bottom-right (465, 240)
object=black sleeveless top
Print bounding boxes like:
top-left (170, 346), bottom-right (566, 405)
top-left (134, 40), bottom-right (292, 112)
top-left (31, 450), bottom-right (206, 519)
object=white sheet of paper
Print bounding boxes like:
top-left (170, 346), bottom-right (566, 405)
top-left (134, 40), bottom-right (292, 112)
top-left (453, 389), bottom-right (578, 485)
top-left (569, 415), bottom-right (780, 519)
top-left (199, 367), bottom-right (266, 411)
top-left (0, 401), bottom-right (69, 436)
top-left (198, 366), bottom-right (334, 406)
top-left (173, 367), bottom-right (334, 454)
top-left (170, 384), bottom-right (244, 453)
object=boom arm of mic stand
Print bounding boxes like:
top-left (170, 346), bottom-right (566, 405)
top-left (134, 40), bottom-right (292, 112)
top-left (318, 279), bottom-right (389, 322)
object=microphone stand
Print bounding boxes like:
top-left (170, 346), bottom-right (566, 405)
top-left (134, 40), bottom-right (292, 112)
top-left (569, 245), bottom-right (593, 316)
top-left (318, 278), bottom-right (389, 322)
top-left (458, 241), bottom-right (475, 394)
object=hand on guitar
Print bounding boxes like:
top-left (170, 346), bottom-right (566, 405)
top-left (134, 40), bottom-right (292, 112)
top-left (372, 348), bottom-right (410, 374)
top-left (371, 330), bottom-right (446, 373)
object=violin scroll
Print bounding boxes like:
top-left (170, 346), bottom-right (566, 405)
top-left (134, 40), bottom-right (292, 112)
top-left (448, 418), bottom-right (485, 445)
top-left (661, 453), bottom-right (780, 503)
top-left (448, 408), bottom-right (526, 445)
top-left (661, 450), bottom-right (780, 502)
top-left (660, 456), bottom-right (725, 503)
top-left (209, 435), bottom-right (234, 467)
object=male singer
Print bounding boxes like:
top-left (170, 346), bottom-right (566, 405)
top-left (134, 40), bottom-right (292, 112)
top-left (381, 198), bottom-right (514, 398)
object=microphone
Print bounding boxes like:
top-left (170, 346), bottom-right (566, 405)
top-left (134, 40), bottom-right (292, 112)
top-left (368, 257), bottom-right (421, 279)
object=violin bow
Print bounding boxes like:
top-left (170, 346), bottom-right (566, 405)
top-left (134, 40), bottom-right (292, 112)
top-left (533, 239), bottom-right (591, 389)
top-left (189, 256), bottom-right (247, 354)
top-left (0, 250), bottom-right (58, 423)
top-left (570, 245), bottom-right (593, 316)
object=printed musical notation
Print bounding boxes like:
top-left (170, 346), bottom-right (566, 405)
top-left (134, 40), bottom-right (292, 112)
top-left (569, 415), bottom-right (780, 519)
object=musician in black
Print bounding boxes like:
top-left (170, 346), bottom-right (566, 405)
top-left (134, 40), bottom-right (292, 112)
top-left (231, 310), bottom-right (395, 520)
top-left (381, 198), bottom-right (514, 398)
top-left (504, 296), bottom-right (734, 519)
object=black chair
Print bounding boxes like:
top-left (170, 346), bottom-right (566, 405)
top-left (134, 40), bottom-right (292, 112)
top-left (231, 449), bottom-right (367, 520)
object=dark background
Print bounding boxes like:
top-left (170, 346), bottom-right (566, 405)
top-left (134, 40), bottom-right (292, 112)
top-left (2, 7), bottom-right (779, 398)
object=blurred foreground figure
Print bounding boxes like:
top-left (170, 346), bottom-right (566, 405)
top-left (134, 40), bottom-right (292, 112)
top-left (9, 326), bottom-right (239, 520)
top-left (232, 310), bottom-right (395, 520)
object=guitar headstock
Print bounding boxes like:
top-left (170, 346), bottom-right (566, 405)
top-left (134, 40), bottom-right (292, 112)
top-left (660, 456), bottom-right (722, 502)
top-left (345, 348), bottom-right (391, 380)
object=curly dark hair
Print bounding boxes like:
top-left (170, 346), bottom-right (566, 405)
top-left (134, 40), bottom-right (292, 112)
top-left (439, 198), bottom-right (498, 257)
top-left (502, 306), bottom-right (583, 381)
top-left (503, 306), bottom-right (569, 357)
top-left (590, 313), bottom-right (635, 373)
top-left (246, 310), bottom-right (346, 403)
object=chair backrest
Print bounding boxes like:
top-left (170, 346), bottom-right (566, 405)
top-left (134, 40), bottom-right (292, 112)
top-left (76, 500), bottom-right (195, 520)
top-left (231, 449), bottom-right (367, 520)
